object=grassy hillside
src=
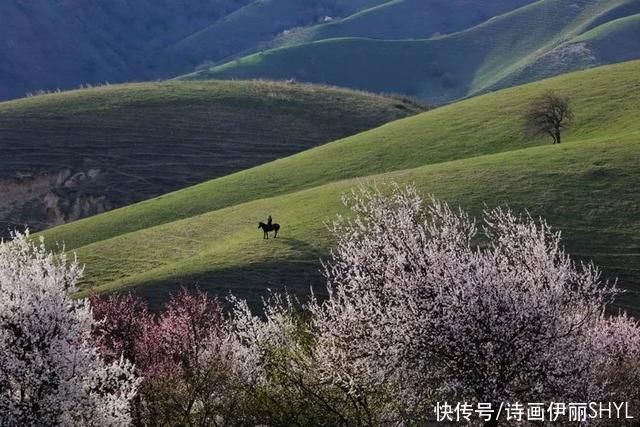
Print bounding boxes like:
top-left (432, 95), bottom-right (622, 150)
top-left (501, 13), bottom-right (640, 89)
top-left (41, 61), bottom-right (640, 312)
top-left (165, 0), bottom-right (391, 71)
top-left (187, 0), bottom-right (640, 103)
top-left (52, 62), bottom-right (640, 250)
top-left (0, 80), bottom-right (423, 236)
top-left (72, 136), bottom-right (640, 313)
top-left (270, 0), bottom-right (535, 48)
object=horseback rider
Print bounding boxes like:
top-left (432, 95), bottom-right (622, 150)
top-left (259, 216), bottom-right (280, 239)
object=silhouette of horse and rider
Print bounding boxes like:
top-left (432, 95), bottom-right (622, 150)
top-left (258, 215), bottom-right (280, 239)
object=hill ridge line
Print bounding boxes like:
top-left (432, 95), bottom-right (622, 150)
top-left (61, 130), bottom-right (640, 254)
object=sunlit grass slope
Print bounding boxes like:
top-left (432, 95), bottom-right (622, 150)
top-left (0, 79), bottom-right (422, 232)
top-left (185, 0), bottom-right (640, 103)
top-left (41, 61), bottom-right (640, 312)
top-left (73, 136), bottom-right (640, 313)
top-left (493, 12), bottom-right (640, 91)
top-left (45, 61), bottom-right (640, 249)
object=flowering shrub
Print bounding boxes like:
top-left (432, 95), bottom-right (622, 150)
top-left (587, 314), bottom-right (640, 407)
top-left (91, 292), bottom-right (151, 365)
top-left (0, 232), bottom-right (138, 426)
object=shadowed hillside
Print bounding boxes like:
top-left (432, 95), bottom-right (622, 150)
top-left (0, 0), bottom-right (249, 100)
top-left (0, 80), bottom-right (423, 236)
top-left (41, 62), bottom-right (640, 313)
top-left (1, 0), bottom-right (558, 101)
top-left (0, 0), bottom-right (393, 100)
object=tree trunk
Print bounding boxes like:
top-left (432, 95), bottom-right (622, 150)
top-left (554, 129), bottom-right (561, 144)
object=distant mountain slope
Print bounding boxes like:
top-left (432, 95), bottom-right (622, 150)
top-left (41, 62), bottom-right (640, 312)
top-left (164, 0), bottom-right (392, 73)
top-left (270, 0), bottom-right (535, 47)
top-left (0, 0), bottom-right (554, 101)
top-left (0, 80), bottom-right (423, 235)
top-left (0, 0), bottom-right (392, 101)
top-left (0, 0), bottom-right (250, 100)
top-left (499, 13), bottom-right (640, 89)
top-left (187, 0), bottom-right (640, 103)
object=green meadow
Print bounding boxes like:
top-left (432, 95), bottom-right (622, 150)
top-left (39, 61), bottom-right (640, 312)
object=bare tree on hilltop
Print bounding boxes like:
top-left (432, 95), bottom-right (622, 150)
top-left (524, 90), bottom-right (574, 144)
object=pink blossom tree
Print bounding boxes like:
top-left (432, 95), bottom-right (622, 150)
top-left (91, 292), bottom-right (151, 365)
top-left (93, 289), bottom-right (248, 425)
top-left (138, 289), bottom-right (243, 424)
top-left (0, 232), bottom-right (139, 425)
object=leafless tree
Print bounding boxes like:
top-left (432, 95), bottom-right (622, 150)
top-left (523, 90), bottom-right (573, 144)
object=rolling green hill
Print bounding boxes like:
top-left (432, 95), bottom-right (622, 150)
top-left (501, 13), bottom-right (640, 89)
top-left (0, 80), bottom-right (423, 236)
top-left (41, 61), bottom-right (640, 312)
top-left (270, 0), bottom-right (535, 48)
top-left (186, 0), bottom-right (640, 104)
top-left (164, 0), bottom-right (392, 72)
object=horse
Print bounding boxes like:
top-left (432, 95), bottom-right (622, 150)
top-left (258, 222), bottom-right (280, 239)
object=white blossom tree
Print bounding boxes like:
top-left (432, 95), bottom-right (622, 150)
top-left (305, 183), bottom-right (637, 422)
top-left (587, 314), bottom-right (640, 416)
top-left (0, 232), bottom-right (139, 426)
top-left (230, 291), bottom-right (399, 425)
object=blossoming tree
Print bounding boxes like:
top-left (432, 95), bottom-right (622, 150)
top-left (93, 289), bottom-right (247, 425)
top-left (306, 183), bottom-right (639, 421)
top-left (0, 232), bottom-right (139, 426)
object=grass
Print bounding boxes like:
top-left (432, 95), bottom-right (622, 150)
top-left (184, 0), bottom-right (640, 104)
top-left (40, 61), bottom-right (640, 313)
top-left (73, 135), bottom-right (640, 313)
top-left (46, 62), bottom-right (640, 249)
top-left (165, 0), bottom-right (390, 69)
top-left (574, 12), bottom-right (640, 41)
top-left (0, 79), bottom-right (423, 235)
top-left (494, 12), bottom-right (640, 92)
